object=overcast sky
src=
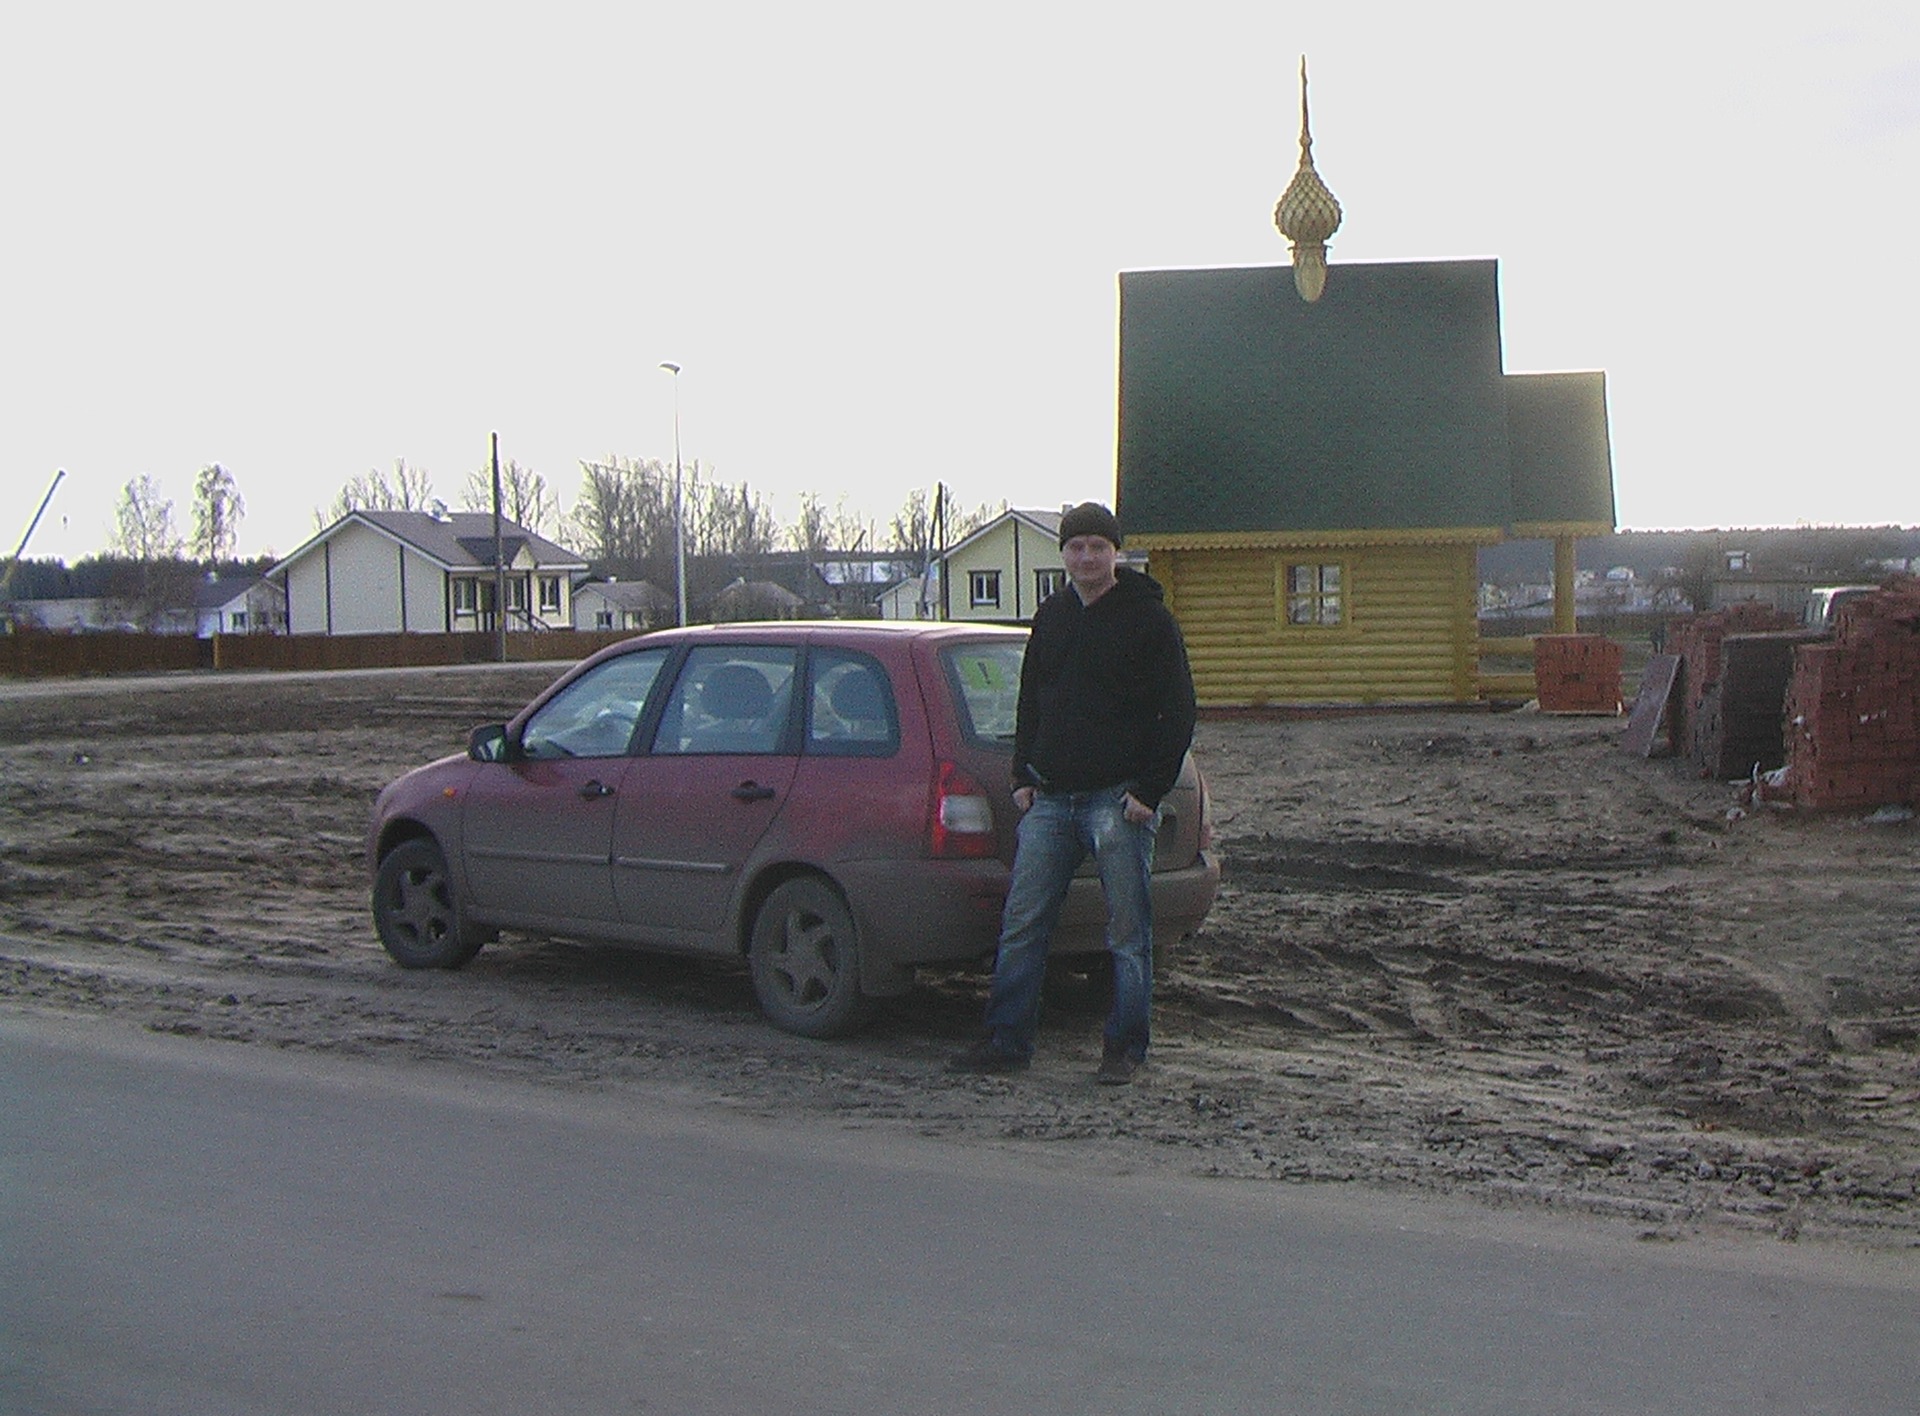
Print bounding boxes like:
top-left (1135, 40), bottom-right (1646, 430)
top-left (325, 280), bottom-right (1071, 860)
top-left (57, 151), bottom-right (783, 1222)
top-left (4, 1), bottom-right (1916, 565)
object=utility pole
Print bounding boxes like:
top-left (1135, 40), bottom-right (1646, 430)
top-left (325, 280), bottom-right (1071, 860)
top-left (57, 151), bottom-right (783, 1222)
top-left (492, 433), bottom-right (506, 663)
top-left (659, 362), bottom-right (688, 627)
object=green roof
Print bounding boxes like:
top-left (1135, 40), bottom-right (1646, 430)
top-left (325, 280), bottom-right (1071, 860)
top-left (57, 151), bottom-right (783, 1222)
top-left (1115, 260), bottom-right (1613, 538)
top-left (1505, 371), bottom-right (1616, 528)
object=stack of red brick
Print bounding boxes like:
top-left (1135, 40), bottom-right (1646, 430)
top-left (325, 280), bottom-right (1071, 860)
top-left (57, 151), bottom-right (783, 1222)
top-left (1666, 594), bottom-right (1797, 752)
top-left (1533, 634), bottom-right (1624, 713)
top-left (1784, 578), bottom-right (1920, 809)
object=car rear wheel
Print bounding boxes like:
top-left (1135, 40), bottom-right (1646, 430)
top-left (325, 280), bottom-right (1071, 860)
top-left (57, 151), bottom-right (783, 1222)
top-left (372, 838), bottom-right (488, 970)
top-left (749, 877), bottom-right (867, 1039)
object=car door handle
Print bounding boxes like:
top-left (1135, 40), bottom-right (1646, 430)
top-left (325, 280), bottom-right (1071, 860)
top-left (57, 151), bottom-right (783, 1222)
top-left (731, 781), bottom-right (776, 802)
top-left (579, 780), bottom-right (615, 799)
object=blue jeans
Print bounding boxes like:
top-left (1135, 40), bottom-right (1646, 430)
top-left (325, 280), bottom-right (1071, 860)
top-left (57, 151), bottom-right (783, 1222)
top-left (982, 788), bottom-right (1157, 1061)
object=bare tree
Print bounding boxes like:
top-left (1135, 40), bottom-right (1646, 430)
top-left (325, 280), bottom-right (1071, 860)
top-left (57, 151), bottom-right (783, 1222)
top-left (112, 474), bottom-right (184, 560)
top-left (790, 492), bottom-right (870, 561)
top-left (191, 464), bottom-right (245, 563)
top-left (574, 458), bottom-right (781, 565)
top-left (688, 476), bottom-right (778, 559)
top-left (1656, 541), bottom-right (1721, 614)
top-left (570, 456), bottom-right (673, 570)
top-left (315, 460), bottom-right (436, 527)
top-left (107, 475), bottom-right (195, 629)
top-left (887, 488), bottom-right (938, 565)
top-left (949, 494), bottom-right (1002, 546)
top-left (461, 459), bottom-right (559, 536)
top-left (886, 484), bottom-right (1000, 564)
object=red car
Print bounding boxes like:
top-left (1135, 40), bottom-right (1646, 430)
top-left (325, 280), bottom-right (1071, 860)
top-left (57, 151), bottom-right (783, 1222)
top-left (368, 622), bottom-right (1218, 1038)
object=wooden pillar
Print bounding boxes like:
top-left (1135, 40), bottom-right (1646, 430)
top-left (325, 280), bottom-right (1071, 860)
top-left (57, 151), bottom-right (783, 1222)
top-left (1553, 534), bottom-right (1577, 635)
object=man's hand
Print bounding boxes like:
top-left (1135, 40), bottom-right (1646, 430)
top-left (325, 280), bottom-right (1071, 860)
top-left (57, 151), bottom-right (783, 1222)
top-left (1121, 791), bottom-right (1155, 824)
top-left (1012, 785), bottom-right (1037, 813)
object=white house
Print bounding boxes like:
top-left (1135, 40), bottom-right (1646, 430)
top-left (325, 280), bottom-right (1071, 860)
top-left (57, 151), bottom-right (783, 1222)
top-left (876, 569), bottom-right (938, 620)
top-left (195, 572), bottom-right (287, 637)
top-left (572, 579), bottom-right (673, 632)
top-left (938, 508), bottom-right (1067, 623)
top-left (270, 509), bottom-right (589, 635)
top-left (933, 508), bottom-right (1146, 623)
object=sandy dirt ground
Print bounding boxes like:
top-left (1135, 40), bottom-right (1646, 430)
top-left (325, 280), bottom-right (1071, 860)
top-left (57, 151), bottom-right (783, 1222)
top-left (3, 663), bottom-right (1917, 1252)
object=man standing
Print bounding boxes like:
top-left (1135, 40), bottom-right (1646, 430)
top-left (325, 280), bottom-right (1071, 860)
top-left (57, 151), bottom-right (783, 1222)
top-left (949, 502), bottom-right (1196, 1084)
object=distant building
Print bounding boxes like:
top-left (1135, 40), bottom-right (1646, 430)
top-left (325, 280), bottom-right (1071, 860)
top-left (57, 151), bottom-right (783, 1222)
top-left (270, 509), bottom-right (588, 635)
top-left (572, 579), bottom-right (673, 632)
top-left (1119, 259), bottom-right (1615, 706)
top-left (195, 572), bottom-right (286, 637)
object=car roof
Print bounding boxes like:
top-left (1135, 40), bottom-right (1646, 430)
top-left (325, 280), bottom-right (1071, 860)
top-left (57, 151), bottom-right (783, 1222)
top-left (571, 620), bottom-right (1025, 671)
top-left (622, 620), bottom-right (1025, 645)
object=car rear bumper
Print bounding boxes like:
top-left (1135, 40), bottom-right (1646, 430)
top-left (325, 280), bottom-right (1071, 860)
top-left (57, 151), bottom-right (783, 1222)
top-left (837, 852), bottom-right (1220, 985)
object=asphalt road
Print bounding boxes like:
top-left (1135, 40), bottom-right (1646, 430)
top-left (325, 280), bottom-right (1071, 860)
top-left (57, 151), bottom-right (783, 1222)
top-left (3, 1015), bottom-right (1915, 1415)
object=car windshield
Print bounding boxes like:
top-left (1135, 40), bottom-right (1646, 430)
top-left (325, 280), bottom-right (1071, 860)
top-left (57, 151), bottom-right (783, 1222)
top-left (941, 640), bottom-right (1024, 744)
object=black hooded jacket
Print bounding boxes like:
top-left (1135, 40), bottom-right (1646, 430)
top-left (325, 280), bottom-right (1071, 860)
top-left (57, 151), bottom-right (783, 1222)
top-left (1010, 566), bottom-right (1197, 808)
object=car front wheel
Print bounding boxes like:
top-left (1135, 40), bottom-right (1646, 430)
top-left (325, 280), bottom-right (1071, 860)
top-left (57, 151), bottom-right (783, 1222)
top-left (372, 838), bottom-right (488, 970)
top-left (748, 877), bottom-right (867, 1039)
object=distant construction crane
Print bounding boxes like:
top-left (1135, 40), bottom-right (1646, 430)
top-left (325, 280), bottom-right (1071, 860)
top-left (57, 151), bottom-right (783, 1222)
top-left (2, 469), bottom-right (66, 603)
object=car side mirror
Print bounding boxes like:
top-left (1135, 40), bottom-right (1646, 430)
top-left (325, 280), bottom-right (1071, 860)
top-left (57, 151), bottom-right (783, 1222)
top-left (468, 724), bottom-right (518, 763)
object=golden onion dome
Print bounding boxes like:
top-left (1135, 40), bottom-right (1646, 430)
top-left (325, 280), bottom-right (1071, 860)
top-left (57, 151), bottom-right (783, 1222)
top-left (1273, 58), bottom-right (1342, 301)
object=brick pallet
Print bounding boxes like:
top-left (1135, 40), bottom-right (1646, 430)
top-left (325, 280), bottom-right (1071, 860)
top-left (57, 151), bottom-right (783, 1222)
top-left (1692, 630), bottom-right (1828, 779)
top-left (1663, 602), bottom-right (1798, 773)
top-left (1533, 633), bottom-right (1623, 714)
top-left (1784, 578), bottom-right (1920, 809)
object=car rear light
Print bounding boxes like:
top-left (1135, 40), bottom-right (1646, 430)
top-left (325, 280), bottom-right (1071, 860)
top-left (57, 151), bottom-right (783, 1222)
top-left (930, 760), bottom-right (997, 859)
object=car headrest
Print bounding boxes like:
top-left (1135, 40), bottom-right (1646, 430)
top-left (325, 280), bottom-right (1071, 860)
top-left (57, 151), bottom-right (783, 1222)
top-left (702, 664), bottom-right (774, 720)
top-left (828, 671), bottom-right (887, 723)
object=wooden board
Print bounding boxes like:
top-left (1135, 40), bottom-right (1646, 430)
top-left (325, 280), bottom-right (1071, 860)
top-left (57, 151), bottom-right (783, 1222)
top-left (1622, 653), bottom-right (1681, 758)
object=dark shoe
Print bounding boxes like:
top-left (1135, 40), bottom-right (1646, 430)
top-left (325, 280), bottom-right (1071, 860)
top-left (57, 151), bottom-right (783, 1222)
top-left (1096, 1043), bottom-right (1138, 1086)
top-left (947, 1039), bottom-right (1030, 1075)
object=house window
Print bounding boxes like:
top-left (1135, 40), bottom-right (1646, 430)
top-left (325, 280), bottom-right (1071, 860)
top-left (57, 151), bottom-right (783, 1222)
top-left (969, 570), bottom-right (1001, 608)
top-left (452, 579), bottom-right (479, 615)
top-left (1035, 568), bottom-right (1066, 601)
top-left (504, 577), bottom-right (528, 613)
top-left (538, 575), bottom-right (562, 614)
top-left (596, 609), bottom-right (614, 630)
top-left (1282, 562), bottom-right (1345, 627)
top-left (230, 611), bottom-right (248, 631)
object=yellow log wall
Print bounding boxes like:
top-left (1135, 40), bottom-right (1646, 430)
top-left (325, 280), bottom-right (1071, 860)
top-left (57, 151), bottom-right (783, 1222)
top-left (1154, 544), bottom-right (1480, 706)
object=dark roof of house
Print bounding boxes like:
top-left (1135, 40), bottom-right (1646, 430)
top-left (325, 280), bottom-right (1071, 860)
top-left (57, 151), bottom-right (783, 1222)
top-left (1115, 260), bottom-right (1613, 539)
top-left (1506, 372), bottom-right (1615, 529)
top-left (194, 573), bottom-right (267, 612)
top-left (577, 579), bottom-right (673, 610)
top-left (454, 534), bottom-right (529, 565)
top-left (363, 511), bottom-right (581, 568)
top-left (271, 510), bottom-right (587, 576)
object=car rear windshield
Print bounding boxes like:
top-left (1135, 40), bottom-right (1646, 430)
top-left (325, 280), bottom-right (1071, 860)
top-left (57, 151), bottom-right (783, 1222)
top-left (941, 640), bottom-right (1024, 744)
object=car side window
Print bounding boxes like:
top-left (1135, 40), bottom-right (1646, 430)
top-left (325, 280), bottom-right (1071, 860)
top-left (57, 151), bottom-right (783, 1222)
top-left (650, 646), bottom-right (798, 755)
top-left (520, 648), bottom-right (669, 760)
top-left (806, 651), bottom-right (898, 757)
top-left (941, 641), bottom-right (1023, 744)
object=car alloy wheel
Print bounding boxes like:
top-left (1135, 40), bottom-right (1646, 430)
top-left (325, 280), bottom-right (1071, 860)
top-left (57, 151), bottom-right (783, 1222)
top-left (748, 877), bottom-right (867, 1039)
top-left (372, 838), bottom-right (487, 970)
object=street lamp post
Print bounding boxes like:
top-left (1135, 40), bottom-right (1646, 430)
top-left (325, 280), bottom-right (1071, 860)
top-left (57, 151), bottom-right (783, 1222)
top-left (658, 361), bottom-right (688, 627)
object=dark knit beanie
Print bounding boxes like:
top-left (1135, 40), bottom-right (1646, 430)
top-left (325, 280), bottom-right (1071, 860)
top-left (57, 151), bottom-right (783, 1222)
top-left (1057, 502), bottom-right (1122, 549)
